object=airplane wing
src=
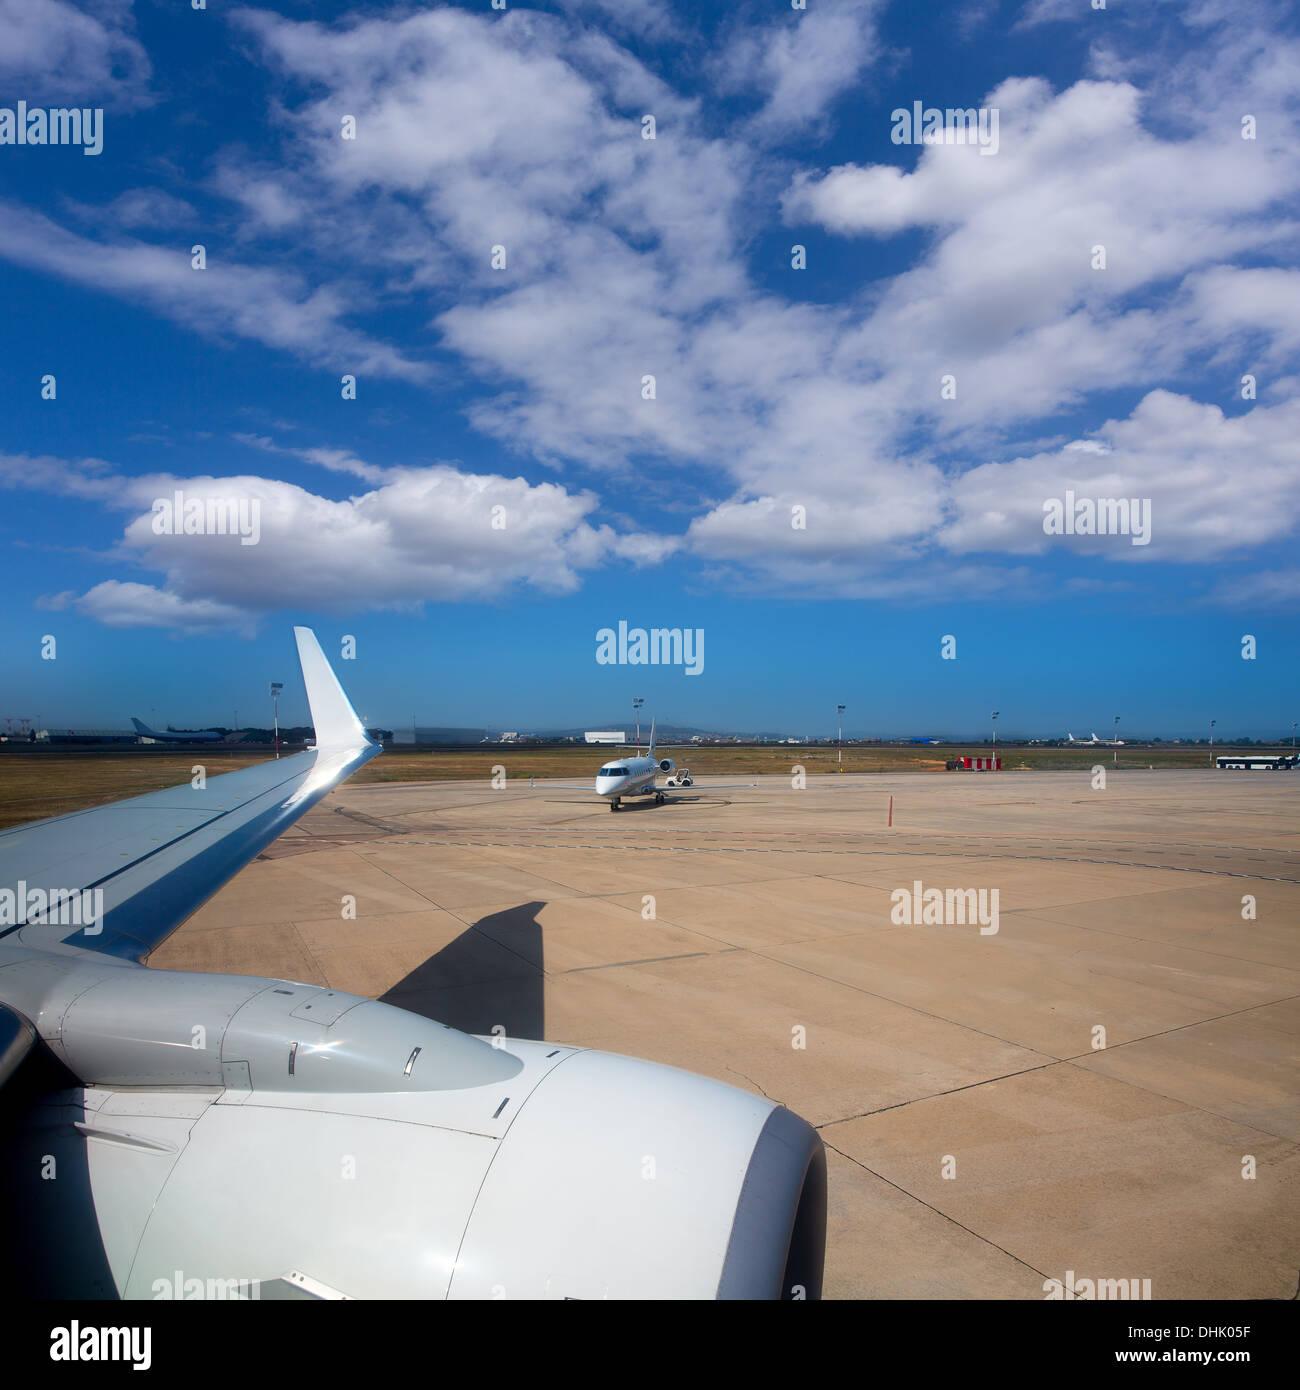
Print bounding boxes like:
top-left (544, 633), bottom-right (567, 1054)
top-left (0, 627), bottom-right (379, 964)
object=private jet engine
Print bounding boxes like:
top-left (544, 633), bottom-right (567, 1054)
top-left (0, 961), bottom-right (826, 1300)
top-left (658, 757), bottom-right (675, 774)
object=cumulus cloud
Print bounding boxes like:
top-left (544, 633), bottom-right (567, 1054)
top-left (3, 451), bottom-right (675, 632)
top-left (939, 391), bottom-right (1300, 560)
top-left (41, 582), bottom-right (255, 635)
top-left (1, 1), bottom-right (1296, 616)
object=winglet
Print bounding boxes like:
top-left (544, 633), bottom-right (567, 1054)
top-left (294, 627), bottom-right (374, 752)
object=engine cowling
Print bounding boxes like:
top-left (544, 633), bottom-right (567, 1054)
top-left (0, 960), bottom-right (827, 1300)
top-left (659, 758), bottom-right (675, 774)
top-left (447, 1048), bottom-right (825, 1298)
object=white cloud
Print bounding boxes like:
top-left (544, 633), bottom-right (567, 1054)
top-left (62, 189), bottom-right (199, 232)
top-left (712, 0), bottom-right (884, 136)
top-left (1206, 568), bottom-right (1300, 608)
top-left (5, 450), bottom-right (675, 630)
top-left (556, 0), bottom-right (681, 41)
top-left (217, 7), bottom-right (1300, 596)
top-left (1184, 267), bottom-right (1300, 362)
top-left (0, 0), bottom-right (150, 108)
top-left (1014, 0), bottom-right (1087, 28)
top-left (939, 391), bottom-right (1300, 560)
top-left (3, 1), bottom-right (1297, 615)
top-left (0, 203), bottom-right (426, 382)
top-left (41, 582), bottom-right (255, 634)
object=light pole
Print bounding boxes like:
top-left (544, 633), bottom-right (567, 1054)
top-left (837, 704), bottom-right (845, 773)
top-left (991, 710), bottom-right (998, 763)
top-left (633, 697), bottom-right (644, 749)
top-left (1210, 718), bottom-right (1216, 768)
top-left (1113, 714), bottom-right (1119, 768)
top-left (270, 681), bottom-right (283, 759)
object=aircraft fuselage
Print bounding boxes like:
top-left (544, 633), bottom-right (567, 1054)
top-left (595, 755), bottom-right (660, 801)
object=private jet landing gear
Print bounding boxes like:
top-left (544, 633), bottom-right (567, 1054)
top-left (655, 791), bottom-right (665, 804)
top-left (610, 798), bottom-right (621, 812)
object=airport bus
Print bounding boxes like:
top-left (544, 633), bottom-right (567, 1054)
top-left (1215, 752), bottom-right (1298, 771)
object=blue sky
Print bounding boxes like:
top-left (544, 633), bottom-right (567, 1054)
top-left (0, 0), bottom-right (1297, 738)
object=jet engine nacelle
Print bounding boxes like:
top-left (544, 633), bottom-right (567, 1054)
top-left (0, 960), bottom-right (827, 1300)
top-left (659, 757), bottom-right (675, 774)
top-left (3, 1044), bottom-right (825, 1301)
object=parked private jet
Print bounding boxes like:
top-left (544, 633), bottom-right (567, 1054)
top-left (544, 721), bottom-right (756, 810)
top-left (0, 632), bottom-right (823, 1299)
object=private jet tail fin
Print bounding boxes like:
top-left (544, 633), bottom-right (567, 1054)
top-left (648, 718), bottom-right (657, 760)
top-left (294, 626), bottom-right (374, 752)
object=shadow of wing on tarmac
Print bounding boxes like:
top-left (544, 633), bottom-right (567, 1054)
top-left (379, 900), bottom-right (545, 1042)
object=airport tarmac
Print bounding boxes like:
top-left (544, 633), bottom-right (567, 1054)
top-left (149, 768), bottom-right (1300, 1300)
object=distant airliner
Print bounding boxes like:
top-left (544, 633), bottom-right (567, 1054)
top-left (131, 717), bottom-right (224, 743)
top-left (1067, 731), bottom-right (1125, 746)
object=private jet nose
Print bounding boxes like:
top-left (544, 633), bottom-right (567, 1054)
top-left (595, 763), bottom-right (630, 795)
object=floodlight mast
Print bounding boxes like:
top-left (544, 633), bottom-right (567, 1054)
top-left (633, 697), bottom-right (644, 750)
top-left (270, 681), bottom-right (284, 759)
